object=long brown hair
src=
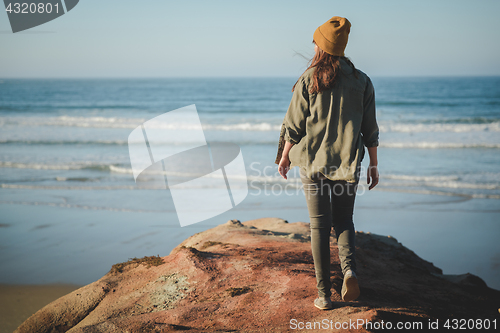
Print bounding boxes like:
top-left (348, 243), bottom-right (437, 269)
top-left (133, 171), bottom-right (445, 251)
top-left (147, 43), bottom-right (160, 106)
top-left (292, 41), bottom-right (357, 93)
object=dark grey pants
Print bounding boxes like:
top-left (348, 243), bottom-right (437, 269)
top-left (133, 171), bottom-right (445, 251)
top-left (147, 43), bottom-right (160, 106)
top-left (300, 169), bottom-right (357, 298)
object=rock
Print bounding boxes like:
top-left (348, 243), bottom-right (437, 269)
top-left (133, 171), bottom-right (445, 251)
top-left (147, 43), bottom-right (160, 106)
top-left (15, 218), bottom-right (500, 333)
top-left (13, 280), bottom-right (109, 333)
top-left (226, 219), bottom-right (243, 226)
top-left (440, 273), bottom-right (488, 288)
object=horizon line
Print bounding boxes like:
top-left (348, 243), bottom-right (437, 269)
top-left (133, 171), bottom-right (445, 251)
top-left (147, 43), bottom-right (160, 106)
top-left (1, 74), bottom-right (500, 80)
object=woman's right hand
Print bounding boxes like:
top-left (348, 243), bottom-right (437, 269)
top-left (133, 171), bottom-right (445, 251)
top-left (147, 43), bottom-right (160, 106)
top-left (279, 140), bottom-right (294, 180)
top-left (278, 155), bottom-right (291, 180)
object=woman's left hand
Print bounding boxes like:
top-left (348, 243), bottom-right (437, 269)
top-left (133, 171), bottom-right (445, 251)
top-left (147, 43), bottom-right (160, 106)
top-left (367, 164), bottom-right (379, 190)
top-left (278, 155), bottom-right (291, 179)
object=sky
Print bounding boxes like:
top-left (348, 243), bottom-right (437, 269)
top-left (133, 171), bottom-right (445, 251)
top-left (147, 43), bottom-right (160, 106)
top-left (1, 0), bottom-right (500, 78)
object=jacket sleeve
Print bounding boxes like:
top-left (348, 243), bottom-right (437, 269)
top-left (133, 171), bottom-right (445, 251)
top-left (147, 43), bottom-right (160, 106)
top-left (283, 77), bottom-right (310, 145)
top-left (361, 77), bottom-right (379, 148)
top-left (274, 122), bottom-right (286, 164)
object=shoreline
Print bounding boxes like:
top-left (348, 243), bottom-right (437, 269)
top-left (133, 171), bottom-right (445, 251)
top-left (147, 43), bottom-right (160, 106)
top-left (1, 189), bottom-right (499, 288)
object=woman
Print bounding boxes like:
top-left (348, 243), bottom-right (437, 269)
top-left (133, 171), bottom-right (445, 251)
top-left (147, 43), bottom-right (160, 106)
top-left (276, 16), bottom-right (379, 310)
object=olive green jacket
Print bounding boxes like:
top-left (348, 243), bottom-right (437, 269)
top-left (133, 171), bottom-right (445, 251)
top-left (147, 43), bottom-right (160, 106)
top-left (275, 59), bottom-right (379, 183)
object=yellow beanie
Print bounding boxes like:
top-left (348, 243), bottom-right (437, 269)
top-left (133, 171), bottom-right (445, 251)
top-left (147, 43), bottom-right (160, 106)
top-left (313, 16), bottom-right (351, 56)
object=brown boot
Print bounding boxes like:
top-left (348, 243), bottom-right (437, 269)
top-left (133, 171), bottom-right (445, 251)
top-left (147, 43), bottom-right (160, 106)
top-left (341, 270), bottom-right (360, 302)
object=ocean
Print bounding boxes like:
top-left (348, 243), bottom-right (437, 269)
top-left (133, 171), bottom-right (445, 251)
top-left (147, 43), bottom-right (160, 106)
top-left (0, 77), bottom-right (499, 289)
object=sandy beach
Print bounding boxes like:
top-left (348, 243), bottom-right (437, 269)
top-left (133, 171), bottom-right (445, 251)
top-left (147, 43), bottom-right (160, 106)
top-left (0, 284), bottom-right (80, 333)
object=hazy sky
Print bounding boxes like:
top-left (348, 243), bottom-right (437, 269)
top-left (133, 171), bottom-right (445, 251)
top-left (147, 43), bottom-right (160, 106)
top-left (1, 0), bottom-right (499, 78)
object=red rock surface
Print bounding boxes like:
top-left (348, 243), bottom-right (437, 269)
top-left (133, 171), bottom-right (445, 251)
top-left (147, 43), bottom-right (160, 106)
top-left (15, 218), bottom-right (500, 332)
